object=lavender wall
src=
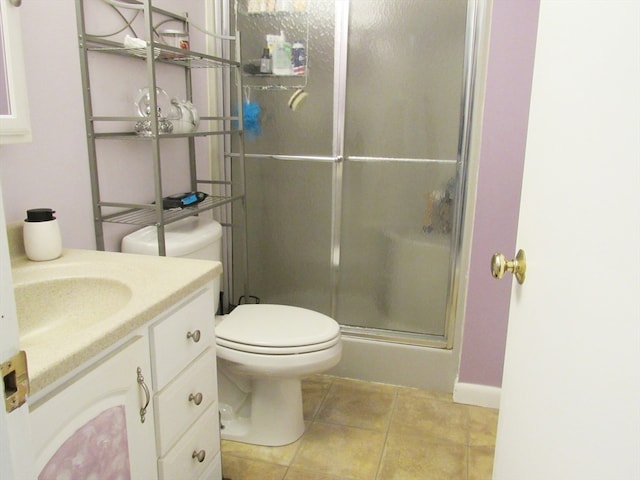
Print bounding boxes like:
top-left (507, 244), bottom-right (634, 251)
top-left (458, 0), bottom-right (540, 387)
top-left (0, 0), bottom-right (93, 248)
top-left (0, 0), bottom-right (205, 251)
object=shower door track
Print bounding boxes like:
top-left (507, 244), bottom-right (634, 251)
top-left (341, 325), bottom-right (449, 349)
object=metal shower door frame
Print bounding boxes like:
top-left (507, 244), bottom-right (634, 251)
top-left (329, 0), bottom-right (482, 349)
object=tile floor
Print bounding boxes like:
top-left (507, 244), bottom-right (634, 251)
top-left (220, 375), bottom-right (498, 480)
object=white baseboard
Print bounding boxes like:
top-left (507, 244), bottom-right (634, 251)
top-left (453, 380), bottom-right (501, 409)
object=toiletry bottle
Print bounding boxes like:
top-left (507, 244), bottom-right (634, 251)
top-left (292, 40), bottom-right (306, 75)
top-left (260, 47), bottom-right (272, 74)
top-left (272, 32), bottom-right (292, 75)
top-left (23, 208), bottom-right (62, 261)
top-left (266, 34), bottom-right (280, 54)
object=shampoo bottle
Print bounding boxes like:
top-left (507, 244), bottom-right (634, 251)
top-left (260, 47), bottom-right (272, 74)
top-left (272, 32), bottom-right (292, 75)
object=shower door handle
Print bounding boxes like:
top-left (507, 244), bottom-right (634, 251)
top-left (491, 249), bottom-right (527, 284)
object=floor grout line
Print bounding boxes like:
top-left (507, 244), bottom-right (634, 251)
top-left (281, 375), bottom-right (335, 479)
top-left (373, 386), bottom-right (399, 480)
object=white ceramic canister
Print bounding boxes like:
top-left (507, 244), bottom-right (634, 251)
top-left (23, 208), bottom-right (62, 261)
top-left (160, 29), bottom-right (189, 58)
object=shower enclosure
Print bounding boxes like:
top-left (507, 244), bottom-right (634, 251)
top-left (220, 0), bottom-right (477, 350)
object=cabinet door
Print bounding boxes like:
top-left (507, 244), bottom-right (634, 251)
top-left (30, 336), bottom-right (156, 479)
top-left (198, 452), bottom-right (222, 480)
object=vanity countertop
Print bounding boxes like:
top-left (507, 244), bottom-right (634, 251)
top-left (10, 246), bottom-right (221, 396)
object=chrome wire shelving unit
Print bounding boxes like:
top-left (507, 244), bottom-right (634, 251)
top-left (75, 0), bottom-right (248, 257)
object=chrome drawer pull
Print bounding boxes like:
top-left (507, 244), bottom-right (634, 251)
top-left (186, 329), bottom-right (201, 343)
top-left (192, 449), bottom-right (206, 463)
top-left (189, 392), bottom-right (203, 405)
top-left (137, 367), bottom-right (150, 424)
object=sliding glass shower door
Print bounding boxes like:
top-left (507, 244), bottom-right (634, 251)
top-left (228, 0), bottom-right (472, 346)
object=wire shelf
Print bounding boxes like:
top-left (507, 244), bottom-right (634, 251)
top-left (99, 195), bottom-right (239, 226)
top-left (83, 36), bottom-right (240, 69)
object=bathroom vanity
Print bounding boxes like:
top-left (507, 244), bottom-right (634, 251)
top-left (9, 230), bottom-right (223, 480)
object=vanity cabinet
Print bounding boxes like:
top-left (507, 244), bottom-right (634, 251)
top-left (150, 286), bottom-right (221, 479)
top-left (29, 283), bottom-right (221, 480)
top-left (29, 335), bottom-right (157, 479)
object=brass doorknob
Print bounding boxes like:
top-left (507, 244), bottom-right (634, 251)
top-left (491, 249), bottom-right (526, 284)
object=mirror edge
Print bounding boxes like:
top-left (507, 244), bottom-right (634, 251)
top-left (0, 0), bottom-right (31, 145)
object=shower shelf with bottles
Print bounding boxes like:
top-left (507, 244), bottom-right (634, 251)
top-left (75, 0), bottom-right (248, 256)
top-left (237, 0), bottom-right (309, 91)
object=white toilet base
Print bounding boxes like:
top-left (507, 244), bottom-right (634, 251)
top-left (220, 377), bottom-right (305, 446)
top-left (215, 313), bottom-right (342, 447)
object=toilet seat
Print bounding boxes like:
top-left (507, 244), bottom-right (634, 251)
top-left (215, 304), bottom-right (340, 355)
top-left (217, 335), bottom-right (340, 355)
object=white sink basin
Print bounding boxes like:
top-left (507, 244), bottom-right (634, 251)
top-left (15, 277), bottom-right (132, 344)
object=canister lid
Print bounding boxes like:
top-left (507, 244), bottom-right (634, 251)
top-left (25, 208), bottom-right (56, 222)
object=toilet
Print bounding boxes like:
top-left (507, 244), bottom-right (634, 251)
top-left (121, 216), bottom-right (342, 446)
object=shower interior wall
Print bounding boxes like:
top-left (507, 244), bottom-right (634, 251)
top-left (224, 0), bottom-right (471, 372)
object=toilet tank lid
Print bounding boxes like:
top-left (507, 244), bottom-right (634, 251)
top-left (121, 216), bottom-right (222, 257)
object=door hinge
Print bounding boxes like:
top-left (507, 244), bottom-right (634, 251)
top-left (1, 351), bottom-right (30, 413)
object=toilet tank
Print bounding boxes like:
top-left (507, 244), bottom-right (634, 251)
top-left (121, 216), bottom-right (222, 261)
top-left (122, 216), bottom-right (224, 315)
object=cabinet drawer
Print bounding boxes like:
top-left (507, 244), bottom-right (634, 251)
top-left (151, 287), bottom-right (214, 390)
top-left (157, 403), bottom-right (221, 480)
top-left (155, 348), bottom-right (218, 455)
top-left (198, 452), bottom-right (222, 480)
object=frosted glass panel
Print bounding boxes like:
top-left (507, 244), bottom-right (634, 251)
top-left (234, 157), bottom-right (334, 314)
top-left (344, 0), bottom-right (467, 159)
top-left (337, 159), bottom-right (457, 336)
top-left (38, 406), bottom-right (130, 480)
top-left (233, 0), bottom-right (336, 155)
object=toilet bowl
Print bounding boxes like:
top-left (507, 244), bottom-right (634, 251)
top-left (217, 304), bottom-right (341, 446)
top-left (121, 216), bottom-right (342, 446)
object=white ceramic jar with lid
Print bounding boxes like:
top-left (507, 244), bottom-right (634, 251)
top-left (23, 208), bottom-right (62, 261)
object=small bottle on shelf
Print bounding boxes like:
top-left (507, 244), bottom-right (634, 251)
top-left (260, 48), bottom-right (272, 74)
top-left (292, 40), bottom-right (306, 75)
